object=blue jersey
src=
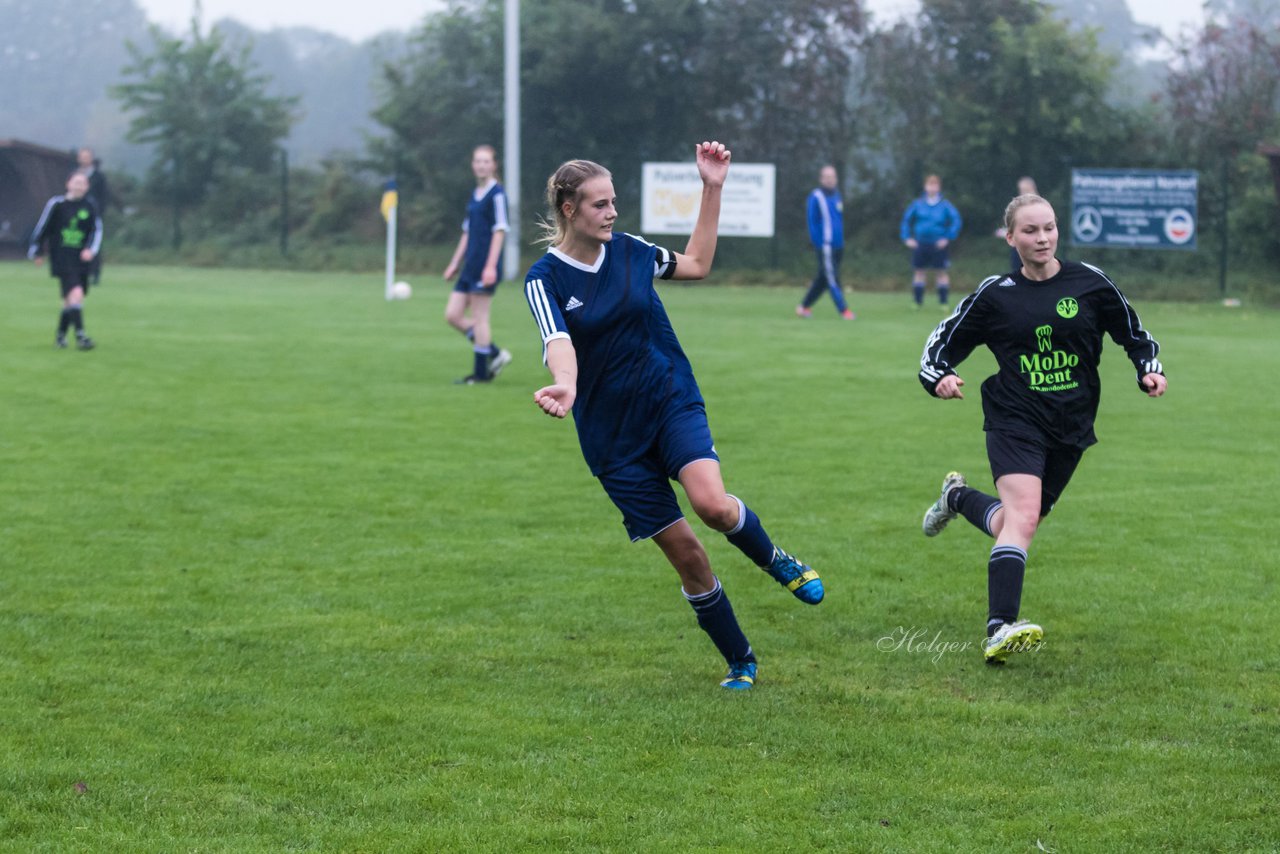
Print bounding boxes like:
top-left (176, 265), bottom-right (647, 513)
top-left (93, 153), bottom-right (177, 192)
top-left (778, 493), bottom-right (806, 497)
top-left (524, 233), bottom-right (699, 476)
top-left (807, 187), bottom-right (844, 249)
top-left (899, 194), bottom-right (962, 244)
top-left (461, 180), bottom-right (510, 279)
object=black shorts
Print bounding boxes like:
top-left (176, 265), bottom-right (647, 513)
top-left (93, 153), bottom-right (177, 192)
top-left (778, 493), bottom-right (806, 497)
top-left (985, 430), bottom-right (1084, 517)
top-left (56, 266), bottom-right (90, 298)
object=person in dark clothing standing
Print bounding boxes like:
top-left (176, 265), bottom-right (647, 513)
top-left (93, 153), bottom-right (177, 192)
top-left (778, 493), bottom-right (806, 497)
top-left (76, 147), bottom-right (110, 284)
top-left (29, 171), bottom-right (102, 350)
top-left (917, 193), bottom-right (1166, 664)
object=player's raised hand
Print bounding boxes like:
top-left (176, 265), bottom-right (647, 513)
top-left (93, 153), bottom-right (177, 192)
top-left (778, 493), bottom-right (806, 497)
top-left (694, 141), bottom-right (731, 188)
top-left (534, 384), bottom-right (576, 418)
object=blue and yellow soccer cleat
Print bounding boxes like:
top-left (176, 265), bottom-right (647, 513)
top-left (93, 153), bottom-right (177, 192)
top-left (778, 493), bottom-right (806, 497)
top-left (763, 548), bottom-right (824, 604)
top-left (720, 660), bottom-right (757, 690)
top-left (922, 471), bottom-right (966, 537)
top-left (983, 620), bottom-right (1044, 665)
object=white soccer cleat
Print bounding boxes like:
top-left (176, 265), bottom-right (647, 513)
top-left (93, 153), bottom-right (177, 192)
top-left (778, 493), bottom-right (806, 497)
top-left (922, 471), bottom-right (966, 537)
top-left (983, 620), bottom-right (1044, 664)
top-left (489, 348), bottom-right (513, 378)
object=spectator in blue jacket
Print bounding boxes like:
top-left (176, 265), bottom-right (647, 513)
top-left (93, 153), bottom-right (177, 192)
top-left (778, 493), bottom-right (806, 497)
top-left (900, 174), bottom-right (963, 309)
top-left (796, 165), bottom-right (854, 320)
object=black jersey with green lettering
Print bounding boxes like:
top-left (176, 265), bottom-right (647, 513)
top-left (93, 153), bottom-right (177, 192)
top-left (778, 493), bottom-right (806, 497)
top-left (919, 260), bottom-right (1163, 449)
top-left (28, 194), bottom-right (102, 278)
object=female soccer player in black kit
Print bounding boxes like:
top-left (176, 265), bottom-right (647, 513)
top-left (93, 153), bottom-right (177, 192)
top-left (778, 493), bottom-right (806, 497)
top-left (29, 171), bottom-right (102, 350)
top-left (917, 193), bottom-right (1167, 664)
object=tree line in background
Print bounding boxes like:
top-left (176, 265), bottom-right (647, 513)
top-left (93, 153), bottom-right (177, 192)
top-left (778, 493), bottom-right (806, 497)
top-left (105, 0), bottom-right (1280, 273)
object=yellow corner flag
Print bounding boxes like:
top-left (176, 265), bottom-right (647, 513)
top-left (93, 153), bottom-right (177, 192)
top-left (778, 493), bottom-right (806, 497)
top-left (380, 180), bottom-right (398, 221)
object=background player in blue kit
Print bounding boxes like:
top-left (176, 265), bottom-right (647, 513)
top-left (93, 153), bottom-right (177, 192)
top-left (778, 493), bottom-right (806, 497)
top-left (900, 173), bottom-right (963, 309)
top-left (29, 171), bottom-right (102, 350)
top-left (524, 141), bottom-right (823, 691)
top-left (443, 144), bottom-right (513, 384)
top-left (796, 164), bottom-right (855, 320)
top-left (918, 193), bottom-right (1167, 664)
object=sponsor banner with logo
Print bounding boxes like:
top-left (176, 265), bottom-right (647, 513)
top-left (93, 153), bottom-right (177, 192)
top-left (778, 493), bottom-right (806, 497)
top-left (641, 162), bottom-right (776, 237)
top-left (1070, 169), bottom-right (1198, 250)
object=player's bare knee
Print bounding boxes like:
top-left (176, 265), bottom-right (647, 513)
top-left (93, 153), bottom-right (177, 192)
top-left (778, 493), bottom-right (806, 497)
top-left (692, 496), bottom-right (735, 532)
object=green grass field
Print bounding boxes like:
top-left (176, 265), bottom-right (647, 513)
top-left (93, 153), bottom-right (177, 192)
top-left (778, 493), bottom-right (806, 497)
top-left (2, 263), bottom-right (1277, 851)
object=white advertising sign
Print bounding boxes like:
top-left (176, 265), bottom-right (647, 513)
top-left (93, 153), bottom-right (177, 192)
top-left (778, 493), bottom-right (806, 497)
top-left (641, 162), bottom-right (775, 237)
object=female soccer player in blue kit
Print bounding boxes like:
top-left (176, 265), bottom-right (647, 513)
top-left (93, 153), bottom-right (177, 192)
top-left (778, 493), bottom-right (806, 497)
top-left (523, 141), bottom-right (823, 691)
top-left (443, 144), bottom-right (513, 384)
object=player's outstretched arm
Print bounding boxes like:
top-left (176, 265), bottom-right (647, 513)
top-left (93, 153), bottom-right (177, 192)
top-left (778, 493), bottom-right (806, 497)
top-left (533, 337), bottom-right (578, 418)
top-left (672, 141), bottom-right (730, 281)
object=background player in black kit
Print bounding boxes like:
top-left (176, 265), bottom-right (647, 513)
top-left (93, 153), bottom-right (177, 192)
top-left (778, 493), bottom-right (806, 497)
top-left (917, 193), bottom-right (1167, 664)
top-left (29, 171), bottom-right (102, 350)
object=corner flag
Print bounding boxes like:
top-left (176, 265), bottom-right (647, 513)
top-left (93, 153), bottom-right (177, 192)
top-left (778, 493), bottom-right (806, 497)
top-left (382, 179), bottom-right (398, 300)
top-left (380, 180), bottom-right (399, 221)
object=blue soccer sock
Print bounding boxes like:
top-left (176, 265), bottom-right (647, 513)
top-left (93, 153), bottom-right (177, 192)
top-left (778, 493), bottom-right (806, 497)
top-left (912, 282), bottom-right (925, 305)
top-left (938, 283), bottom-right (950, 304)
top-left (684, 577), bottom-right (755, 665)
top-left (723, 495), bottom-right (776, 567)
top-left (988, 544), bottom-right (1027, 630)
top-left (473, 345), bottom-right (491, 380)
top-left (950, 487), bottom-right (1002, 537)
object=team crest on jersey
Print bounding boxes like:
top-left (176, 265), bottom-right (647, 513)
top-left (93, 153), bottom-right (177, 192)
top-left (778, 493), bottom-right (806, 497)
top-left (1056, 297), bottom-right (1079, 319)
top-left (564, 296), bottom-right (584, 312)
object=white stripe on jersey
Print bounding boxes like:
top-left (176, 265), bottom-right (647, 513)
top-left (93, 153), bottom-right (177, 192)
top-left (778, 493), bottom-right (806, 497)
top-left (1081, 261), bottom-right (1160, 365)
top-left (525, 278), bottom-right (554, 339)
top-left (89, 212), bottom-right (103, 255)
top-left (28, 195), bottom-right (62, 257)
top-left (919, 275), bottom-right (1002, 375)
top-left (813, 189), bottom-right (833, 245)
top-left (491, 190), bottom-right (510, 232)
top-left (622, 233), bottom-right (676, 279)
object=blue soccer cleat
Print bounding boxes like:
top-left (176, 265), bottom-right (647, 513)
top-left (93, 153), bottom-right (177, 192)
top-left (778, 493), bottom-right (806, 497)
top-left (720, 660), bottom-right (757, 690)
top-left (763, 548), bottom-right (824, 604)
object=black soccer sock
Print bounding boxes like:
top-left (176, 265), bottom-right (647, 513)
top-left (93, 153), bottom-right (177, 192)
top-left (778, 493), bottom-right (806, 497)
top-left (684, 577), bottom-right (755, 665)
top-left (938, 284), bottom-right (950, 304)
top-left (950, 486), bottom-right (1002, 537)
top-left (723, 496), bottom-right (776, 567)
top-left (57, 309), bottom-right (72, 337)
top-left (473, 346), bottom-right (490, 380)
top-left (69, 306), bottom-right (84, 334)
top-left (987, 544), bottom-right (1027, 630)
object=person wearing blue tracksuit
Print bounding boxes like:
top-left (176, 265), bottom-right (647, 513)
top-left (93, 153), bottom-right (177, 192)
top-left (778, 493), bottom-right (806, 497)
top-left (900, 174), bottom-right (963, 309)
top-left (796, 165), bottom-right (854, 319)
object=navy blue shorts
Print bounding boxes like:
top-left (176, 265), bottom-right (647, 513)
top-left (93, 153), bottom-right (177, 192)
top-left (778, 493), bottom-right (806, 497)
top-left (597, 403), bottom-right (720, 542)
top-left (911, 244), bottom-right (951, 270)
top-left (986, 430), bottom-right (1084, 517)
top-left (453, 275), bottom-right (499, 295)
